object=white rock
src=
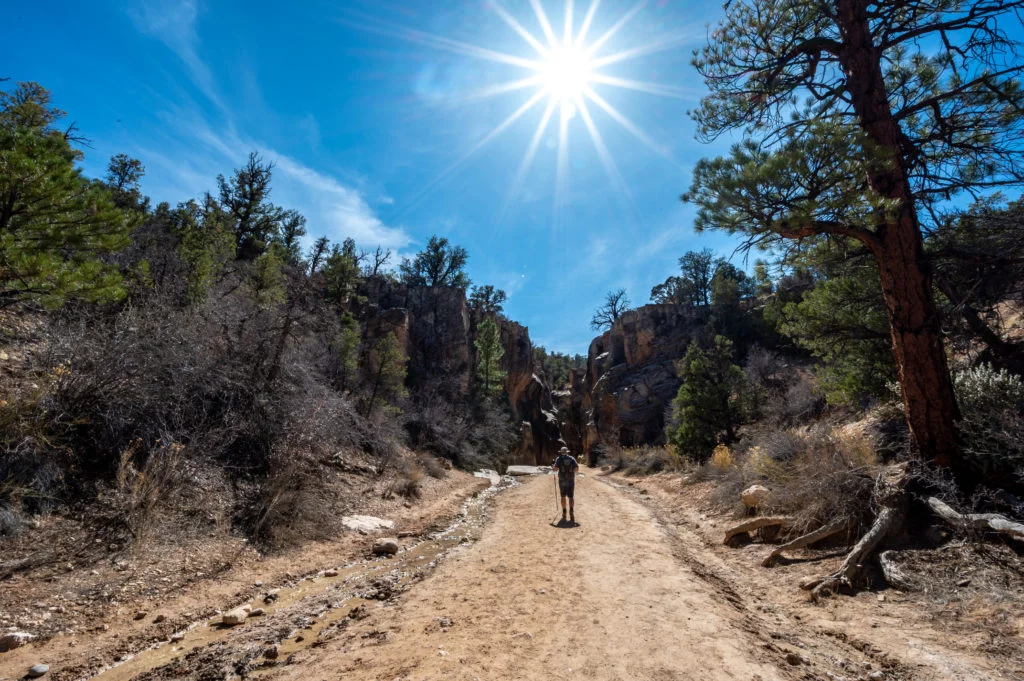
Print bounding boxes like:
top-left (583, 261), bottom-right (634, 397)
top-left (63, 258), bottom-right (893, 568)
top-left (741, 484), bottom-right (770, 509)
top-left (221, 605), bottom-right (252, 626)
top-left (341, 515), bottom-right (395, 533)
top-left (28, 664), bottom-right (49, 677)
top-left (0, 631), bottom-right (34, 652)
top-left (505, 465), bottom-right (549, 476)
top-left (372, 538), bottom-right (399, 556)
top-left (473, 469), bottom-right (501, 486)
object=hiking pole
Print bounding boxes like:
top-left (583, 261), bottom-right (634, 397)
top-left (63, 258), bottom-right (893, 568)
top-left (553, 471), bottom-right (561, 522)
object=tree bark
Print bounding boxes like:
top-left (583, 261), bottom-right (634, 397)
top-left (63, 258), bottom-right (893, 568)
top-left (835, 0), bottom-right (962, 478)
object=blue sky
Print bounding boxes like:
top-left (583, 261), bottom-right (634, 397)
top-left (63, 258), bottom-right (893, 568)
top-left (2, 0), bottom-right (742, 353)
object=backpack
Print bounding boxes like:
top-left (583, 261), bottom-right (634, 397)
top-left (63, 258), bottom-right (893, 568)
top-left (556, 454), bottom-right (575, 479)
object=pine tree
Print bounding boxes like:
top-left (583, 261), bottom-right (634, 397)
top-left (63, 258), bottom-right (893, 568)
top-left (468, 285), bottom-right (507, 315)
top-left (0, 82), bottom-right (131, 308)
top-left (684, 0), bottom-right (1024, 482)
top-left (475, 317), bottom-right (506, 395)
top-left (217, 152), bottom-right (282, 261)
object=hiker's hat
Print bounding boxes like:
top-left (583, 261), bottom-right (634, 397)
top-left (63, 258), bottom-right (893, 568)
top-left (559, 446), bottom-right (570, 453)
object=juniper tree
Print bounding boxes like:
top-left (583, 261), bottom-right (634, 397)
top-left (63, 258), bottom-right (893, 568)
top-left (468, 284), bottom-right (507, 315)
top-left (399, 235), bottom-right (470, 287)
top-left (684, 0), bottom-right (1024, 483)
top-left (667, 337), bottom-right (745, 462)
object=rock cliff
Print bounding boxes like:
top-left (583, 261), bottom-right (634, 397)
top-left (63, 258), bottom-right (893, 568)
top-left (358, 277), bottom-right (562, 466)
top-left (566, 305), bottom-right (705, 462)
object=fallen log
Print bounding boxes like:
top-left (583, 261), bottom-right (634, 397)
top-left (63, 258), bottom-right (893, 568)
top-left (927, 497), bottom-right (1024, 542)
top-left (723, 516), bottom-right (791, 545)
top-left (761, 519), bottom-right (852, 567)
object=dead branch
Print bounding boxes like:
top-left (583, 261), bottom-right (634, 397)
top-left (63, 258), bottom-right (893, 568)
top-left (927, 497), bottom-right (1024, 542)
top-left (811, 464), bottom-right (908, 601)
top-left (877, 550), bottom-right (915, 590)
top-left (761, 519), bottom-right (852, 567)
top-left (723, 516), bottom-right (791, 545)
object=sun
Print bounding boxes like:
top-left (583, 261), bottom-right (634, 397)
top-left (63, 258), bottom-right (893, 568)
top-left (539, 45), bottom-right (594, 107)
top-left (340, 0), bottom-right (691, 218)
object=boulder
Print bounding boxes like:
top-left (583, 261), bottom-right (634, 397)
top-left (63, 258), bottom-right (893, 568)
top-left (342, 515), bottom-right (395, 533)
top-left (28, 664), bottom-right (49, 678)
top-left (221, 605), bottom-right (252, 626)
top-left (373, 538), bottom-right (400, 556)
top-left (0, 631), bottom-right (34, 652)
top-left (741, 485), bottom-right (770, 509)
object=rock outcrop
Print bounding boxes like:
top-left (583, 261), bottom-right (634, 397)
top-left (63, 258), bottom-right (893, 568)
top-left (566, 305), bottom-right (706, 462)
top-left (357, 277), bottom-right (562, 466)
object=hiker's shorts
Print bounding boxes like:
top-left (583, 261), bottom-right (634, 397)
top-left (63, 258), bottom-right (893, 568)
top-left (559, 480), bottom-right (575, 499)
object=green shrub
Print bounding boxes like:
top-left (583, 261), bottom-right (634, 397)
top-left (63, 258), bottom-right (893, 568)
top-left (954, 364), bottom-right (1024, 484)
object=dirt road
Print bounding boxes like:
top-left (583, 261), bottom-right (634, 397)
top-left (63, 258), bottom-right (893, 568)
top-left (8, 469), bottom-right (1008, 680)
top-left (271, 473), bottom-right (794, 681)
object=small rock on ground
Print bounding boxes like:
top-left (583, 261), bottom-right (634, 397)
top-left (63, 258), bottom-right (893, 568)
top-left (0, 631), bottom-right (34, 652)
top-left (373, 538), bottom-right (399, 556)
top-left (222, 605), bottom-right (252, 625)
top-left (28, 664), bottom-right (50, 677)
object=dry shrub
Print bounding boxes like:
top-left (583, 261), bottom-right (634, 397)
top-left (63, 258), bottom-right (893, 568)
top-left (116, 438), bottom-right (183, 547)
top-left (711, 444), bottom-right (735, 471)
top-left (764, 372), bottom-right (825, 426)
top-left (613, 445), bottom-right (681, 475)
top-left (390, 460), bottom-right (424, 499)
top-left (419, 454), bottom-right (448, 479)
top-left (747, 424), bottom-right (879, 533)
top-left (253, 454), bottom-right (339, 549)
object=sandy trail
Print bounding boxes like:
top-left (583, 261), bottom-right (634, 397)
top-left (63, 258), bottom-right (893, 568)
top-left (271, 473), bottom-right (788, 681)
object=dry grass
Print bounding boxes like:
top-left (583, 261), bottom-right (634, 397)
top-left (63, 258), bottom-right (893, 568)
top-left (694, 423), bottom-right (881, 533)
top-left (116, 438), bottom-right (183, 549)
top-left (604, 445), bottom-right (682, 476)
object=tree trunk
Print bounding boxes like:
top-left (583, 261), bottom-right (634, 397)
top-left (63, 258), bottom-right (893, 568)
top-left (875, 227), bottom-right (961, 472)
top-left (835, 0), bottom-right (962, 478)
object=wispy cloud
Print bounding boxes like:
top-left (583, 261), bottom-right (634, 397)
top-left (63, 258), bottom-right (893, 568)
top-left (129, 0), bottom-right (224, 111)
top-left (127, 4), bottom-right (413, 252)
top-left (270, 154), bottom-right (414, 250)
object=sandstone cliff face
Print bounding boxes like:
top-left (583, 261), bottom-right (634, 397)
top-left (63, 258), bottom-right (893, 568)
top-left (358, 277), bottom-right (561, 466)
top-left (567, 305), bottom-right (704, 462)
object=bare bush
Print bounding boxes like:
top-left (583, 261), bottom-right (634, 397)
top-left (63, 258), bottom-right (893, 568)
top-left (419, 454), bottom-right (448, 479)
top-left (252, 454), bottom-right (340, 549)
top-left (389, 459), bottom-right (424, 499)
top-left (116, 438), bottom-right (184, 547)
top-left (623, 446), bottom-right (681, 475)
top-left (747, 425), bottom-right (879, 534)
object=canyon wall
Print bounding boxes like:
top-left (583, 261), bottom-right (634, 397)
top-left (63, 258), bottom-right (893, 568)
top-left (359, 277), bottom-right (563, 466)
top-left (565, 305), bottom-right (706, 462)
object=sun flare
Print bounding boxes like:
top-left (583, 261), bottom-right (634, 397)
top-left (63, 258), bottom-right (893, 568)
top-left (342, 1), bottom-right (692, 219)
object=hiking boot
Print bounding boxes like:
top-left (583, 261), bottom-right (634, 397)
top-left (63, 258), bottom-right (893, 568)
top-left (561, 510), bottom-right (567, 522)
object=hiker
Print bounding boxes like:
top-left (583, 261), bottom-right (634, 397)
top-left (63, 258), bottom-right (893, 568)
top-left (552, 446), bottom-right (579, 523)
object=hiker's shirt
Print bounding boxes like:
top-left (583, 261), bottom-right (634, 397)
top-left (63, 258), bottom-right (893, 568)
top-left (554, 454), bottom-right (578, 486)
